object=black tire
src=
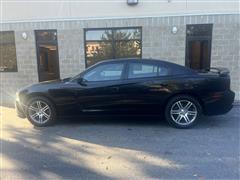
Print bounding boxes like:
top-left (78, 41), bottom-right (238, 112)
top-left (26, 96), bottom-right (56, 127)
top-left (165, 95), bottom-right (202, 129)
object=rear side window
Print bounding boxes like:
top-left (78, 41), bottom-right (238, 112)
top-left (128, 62), bottom-right (169, 79)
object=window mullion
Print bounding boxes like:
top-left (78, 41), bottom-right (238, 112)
top-left (112, 29), bottom-right (116, 59)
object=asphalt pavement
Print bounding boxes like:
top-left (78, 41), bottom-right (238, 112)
top-left (0, 105), bottom-right (239, 179)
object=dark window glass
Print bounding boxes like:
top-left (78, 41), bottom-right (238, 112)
top-left (35, 30), bottom-right (60, 82)
top-left (128, 63), bottom-right (169, 79)
top-left (128, 63), bottom-right (158, 79)
top-left (35, 31), bottom-right (57, 42)
top-left (83, 63), bottom-right (124, 82)
top-left (186, 24), bottom-right (213, 37)
top-left (0, 31), bottom-right (17, 72)
top-left (158, 66), bottom-right (169, 76)
top-left (185, 24), bottom-right (212, 70)
top-left (85, 27), bottom-right (142, 67)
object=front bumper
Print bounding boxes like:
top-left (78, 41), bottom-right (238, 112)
top-left (15, 100), bottom-right (26, 118)
top-left (203, 90), bottom-right (235, 116)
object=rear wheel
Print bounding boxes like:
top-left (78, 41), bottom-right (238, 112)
top-left (26, 97), bottom-right (56, 127)
top-left (165, 95), bottom-right (201, 128)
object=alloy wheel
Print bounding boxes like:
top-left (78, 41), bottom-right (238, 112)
top-left (170, 100), bottom-right (198, 126)
top-left (28, 100), bottom-right (51, 124)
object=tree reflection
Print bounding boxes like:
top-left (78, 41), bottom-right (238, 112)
top-left (86, 28), bottom-right (141, 67)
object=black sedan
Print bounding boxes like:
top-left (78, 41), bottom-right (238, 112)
top-left (15, 59), bottom-right (235, 128)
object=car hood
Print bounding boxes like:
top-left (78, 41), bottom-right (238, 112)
top-left (18, 79), bottom-right (69, 93)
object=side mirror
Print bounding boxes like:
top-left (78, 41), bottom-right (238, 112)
top-left (77, 77), bottom-right (87, 86)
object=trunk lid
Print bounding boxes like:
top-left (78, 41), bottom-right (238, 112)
top-left (197, 67), bottom-right (231, 91)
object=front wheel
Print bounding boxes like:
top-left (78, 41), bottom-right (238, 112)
top-left (26, 97), bottom-right (56, 127)
top-left (165, 95), bottom-right (202, 128)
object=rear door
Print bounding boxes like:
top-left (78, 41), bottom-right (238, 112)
top-left (119, 61), bottom-right (171, 113)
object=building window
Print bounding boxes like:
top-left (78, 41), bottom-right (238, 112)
top-left (85, 27), bottom-right (142, 67)
top-left (0, 31), bottom-right (17, 72)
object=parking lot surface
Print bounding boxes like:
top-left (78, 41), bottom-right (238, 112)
top-left (0, 105), bottom-right (239, 179)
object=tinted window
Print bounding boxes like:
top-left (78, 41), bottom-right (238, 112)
top-left (186, 24), bottom-right (213, 37)
top-left (85, 27), bottom-right (142, 67)
top-left (128, 63), bottom-right (169, 79)
top-left (83, 63), bottom-right (124, 82)
top-left (159, 66), bottom-right (169, 76)
top-left (128, 63), bottom-right (158, 78)
top-left (35, 30), bottom-right (57, 42)
top-left (0, 31), bottom-right (17, 72)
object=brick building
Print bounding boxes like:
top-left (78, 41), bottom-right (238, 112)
top-left (0, 1), bottom-right (239, 104)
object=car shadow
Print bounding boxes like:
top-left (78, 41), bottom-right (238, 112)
top-left (57, 114), bottom-right (168, 127)
top-left (2, 105), bottom-right (239, 179)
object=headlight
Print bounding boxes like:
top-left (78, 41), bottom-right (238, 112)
top-left (16, 92), bottom-right (20, 101)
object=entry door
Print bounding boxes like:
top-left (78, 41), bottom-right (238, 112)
top-left (186, 39), bottom-right (211, 70)
top-left (35, 30), bottom-right (60, 82)
top-left (185, 24), bottom-right (213, 70)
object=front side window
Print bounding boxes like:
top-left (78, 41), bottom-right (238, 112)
top-left (0, 31), bottom-right (17, 72)
top-left (128, 63), bottom-right (169, 79)
top-left (85, 27), bottom-right (142, 67)
top-left (83, 63), bottom-right (124, 82)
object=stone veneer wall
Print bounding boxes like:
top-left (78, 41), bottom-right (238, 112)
top-left (0, 14), bottom-right (239, 105)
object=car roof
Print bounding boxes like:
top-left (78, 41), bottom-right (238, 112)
top-left (98, 58), bottom-right (174, 65)
top-left (95, 58), bottom-right (197, 75)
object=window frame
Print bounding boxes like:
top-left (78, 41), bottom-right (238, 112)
top-left (84, 27), bottom-right (142, 68)
top-left (0, 31), bottom-right (18, 72)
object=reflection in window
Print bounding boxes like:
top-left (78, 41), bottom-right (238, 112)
top-left (128, 63), bottom-right (158, 79)
top-left (186, 24), bottom-right (213, 37)
top-left (85, 27), bottom-right (142, 67)
top-left (84, 63), bottom-right (124, 81)
top-left (0, 31), bottom-right (17, 72)
top-left (35, 30), bottom-right (57, 42)
top-left (128, 63), bottom-right (169, 79)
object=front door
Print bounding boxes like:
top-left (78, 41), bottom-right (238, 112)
top-left (185, 24), bottom-right (213, 70)
top-left (79, 62), bottom-right (126, 112)
top-left (35, 30), bottom-right (60, 82)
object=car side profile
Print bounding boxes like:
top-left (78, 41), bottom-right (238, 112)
top-left (15, 59), bottom-right (235, 128)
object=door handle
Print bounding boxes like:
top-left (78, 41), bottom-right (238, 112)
top-left (112, 87), bottom-right (119, 92)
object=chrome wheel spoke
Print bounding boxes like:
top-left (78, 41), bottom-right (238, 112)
top-left (42, 111), bottom-right (50, 119)
top-left (183, 115), bottom-right (190, 123)
top-left (30, 113), bottom-right (38, 119)
top-left (171, 110), bottom-right (180, 114)
top-left (29, 106), bottom-right (38, 112)
top-left (175, 115), bottom-right (182, 122)
top-left (176, 101), bottom-right (183, 109)
top-left (187, 111), bottom-right (197, 116)
top-left (41, 106), bottom-right (49, 112)
top-left (184, 102), bottom-right (192, 110)
top-left (39, 115), bottom-right (43, 123)
top-left (37, 101), bottom-right (41, 109)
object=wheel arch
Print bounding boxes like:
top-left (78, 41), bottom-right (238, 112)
top-left (164, 92), bottom-right (204, 111)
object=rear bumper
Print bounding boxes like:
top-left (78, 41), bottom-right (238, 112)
top-left (15, 100), bottom-right (26, 118)
top-left (203, 90), bottom-right (235, 116)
